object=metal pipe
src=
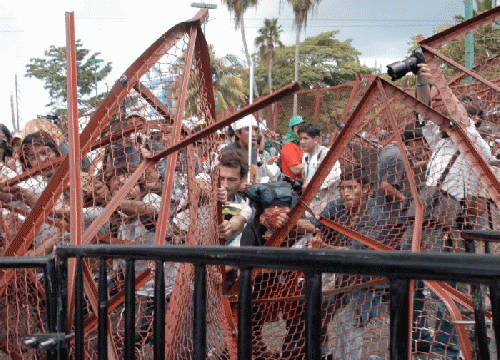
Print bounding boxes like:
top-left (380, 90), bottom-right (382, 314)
top-left (154, 261), bottom-right (165, 360)
top-left (74, 257), bottom-right (84, 359)
top-left (193, 264), bottom-right (207, 360)
top-left (98, 257), bottom-right (108, 360)
top-left (238, 268), bottom-right (253, 360)
top-left (305, 272), bottom-right (322, 359)
top-left (124, 259), bottom-right (136, 360)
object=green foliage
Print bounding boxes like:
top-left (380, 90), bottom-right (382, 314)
top-left (406, 0), bottom-right (500, 81)
top-left (254, 31), bottom-right (376, 91)
top-left (168, 46), bottom-right (247, 116)
top-left (25, 39), bottom-right (112, 115)
top-left (211, 51), bottom-right (247, 111)
top-left (255, 18), bottom-right (284, 94)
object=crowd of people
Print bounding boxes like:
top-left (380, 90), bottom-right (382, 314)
top-left (0, 62), bottom-right (498, 358)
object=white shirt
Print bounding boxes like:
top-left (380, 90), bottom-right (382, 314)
top-left (423, 119), bottom-right (491, 199)
top-left (302, 145), bottom-right (341, 190)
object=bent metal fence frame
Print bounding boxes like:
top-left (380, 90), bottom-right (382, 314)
top-left (0, 6), bottom-right (499, 360)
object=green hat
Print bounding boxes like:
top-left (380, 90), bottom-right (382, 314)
top-left (283, 115), bottom-right (306, 145)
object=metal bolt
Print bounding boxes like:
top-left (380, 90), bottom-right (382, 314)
top-left (119, 74), bottom-right (128, 86)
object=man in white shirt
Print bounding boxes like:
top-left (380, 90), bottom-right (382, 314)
top-left (216, 148), bottom-right (253, 246)
top-left (297, 123), bottom-right (341, 213)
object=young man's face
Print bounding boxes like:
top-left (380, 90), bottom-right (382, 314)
top-left (219, 165), bottom-right (243, 201)
top-left (22, 144), bottom-right (59, 173)
top-left (109, 174), bottom-right (141, 200)
top-left (237, 126), bottom-right (258, 148)
top-left (340, 179), bottom-right (370, 211)
top-left (299, 132), bottom-right (319, 154)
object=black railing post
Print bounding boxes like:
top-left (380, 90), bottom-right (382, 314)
top-left (154, 260), bottom-right (165, 360)
top-left (75, 257), bottom-right (85, 359)
top-left (125, 259), bottom-right (136, 360)
top-left (464, 238), bottom-right (490, 360)
top-left (45, 257), bottom-right (58, 360)
top-left (98, 257), bottom-right (108, 360)
top-left (193, 264), bottom-right (207, 360)
top-left (44, 257), bottom-right (57, 332)
top-left (57, 256), bottom-right (69, 359)
top-left (238, 268), bottom-right (253, 360)
top-left (305, 271), bottom-right (322, 360)
top-left (490, 279), bottom-right (500, 360)
top-left (389, 278), bottom-right (410, 360)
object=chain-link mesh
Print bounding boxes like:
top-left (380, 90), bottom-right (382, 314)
top-left (0, 9), bottom-right (499, 360)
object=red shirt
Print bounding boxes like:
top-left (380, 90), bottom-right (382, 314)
top-left (280, 142), bottom-right (304, 179)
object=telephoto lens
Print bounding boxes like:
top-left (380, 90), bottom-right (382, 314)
top-left (386, 48), bottom-right (426, 81)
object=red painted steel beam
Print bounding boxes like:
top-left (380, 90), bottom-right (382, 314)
top-left (149, 81), bottom-right (301, 164)
top-left (65, 12), bottom-right (84, 333)
top-left (154, 24), bottom-right (199, 247)
top-left (266, 80), bottom-right (380, 248)
top-left (133, 81), bottom-right (174, 123)
top-left (448, 54), bottom-right (500, 86)
top-left (420, 6), bottom-right (500, 49)
top-left (382, 79), bottom-right (500, 206)
top-left (376, 80), bottom-right (424, 252)
top-left (0, 10), bottom-right (208, 263)
top-left (420, 44), bottom-right (500, 94)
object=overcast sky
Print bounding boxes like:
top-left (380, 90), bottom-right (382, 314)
top-left (0, 0), bottom-right (467, 132)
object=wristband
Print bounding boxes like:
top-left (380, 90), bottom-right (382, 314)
top-left (416, 81), bottom-right (430, 87)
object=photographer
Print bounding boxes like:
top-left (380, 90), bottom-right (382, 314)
top-left (216, 149), bottom-right (253, 246)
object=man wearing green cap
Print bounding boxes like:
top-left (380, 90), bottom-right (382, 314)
top-left (280, 115), bottom-right (306, 179)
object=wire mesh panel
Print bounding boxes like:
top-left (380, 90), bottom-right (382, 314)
top-left (0, 7), bottom-right (499, 360)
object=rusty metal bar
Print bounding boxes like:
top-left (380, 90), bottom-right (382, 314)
top-left (82, 159), bottom-right (153, 244)
top-left (0, 10), bottom-right (210, 277)
top-left (376, 79), bottom-right (424, 252)
top-left (420, 44), bottom-right (500, 94)
top-left (154, 24), bottom-right (199, 247)
top-left (65, 13), bottom-right (84, 341)
top-left (149, 81), bottom-right (300, 164)
top-left (420, 6), bottom-right (500, 49)
top-left (266, 80), bottom-right (380, 248)
top-left (134, 81), bottom-right (174, 122)
top-left (448, 54), bottom-right (500, 86)
top-left (382, 79), bottom-right (500, 207)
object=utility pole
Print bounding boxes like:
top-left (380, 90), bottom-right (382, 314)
top-left (15, 74), bottom-right (20, 132)
top-left (10, 93), bottom-right (16, 132)
top-left (464, 0), bottom-right (474, 83)
top-left (89, 57), bottom-right (103, 102)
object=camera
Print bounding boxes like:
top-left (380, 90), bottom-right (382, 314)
top-left (278, 174), bottom-right (303, 196)
top-left (386, 48), bottom-right (426, 81)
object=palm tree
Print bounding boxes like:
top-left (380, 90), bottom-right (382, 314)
top-left (282, 0), bottom-right (322, 115)
top-left (255, 18), bottom-right (284, 95)
top-left (221, 0), bottom-right (260, 97)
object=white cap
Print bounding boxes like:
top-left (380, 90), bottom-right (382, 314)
top-left (233, 114), bottom-right (258, 130)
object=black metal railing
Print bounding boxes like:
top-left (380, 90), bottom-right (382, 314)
top-left (52, 243), bottom-right (500, 360)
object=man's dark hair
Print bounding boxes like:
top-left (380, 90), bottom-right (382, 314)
top-left (0, 124), bottom-right (13, 162)
top-left (340, 164), bottom-right (371, 186)
top-left (0, 124), bottom-right (12, 144)
top-left (460, 96), bottom-right (485, 125)
top-left (403, 123), bottom-right (424, 142)
top-left (219, 148), bottom-right (248, 179)
top-left (20, 131), bottom-right (61, 169)
top-left (297, 123), bottom-right (321, 138)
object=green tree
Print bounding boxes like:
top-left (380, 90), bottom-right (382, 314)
top-left (211, 52), bottom-right (247, 111)
top-left (402, 0), bottom-right (500, 84)
top-left (255, 18), bottom-right (284, 95)
top-left (255, 31), bottom-right (375, 90)
top-left (282, 0), bottom-right (323, 115)
top-left (168, 46), bottom-right (247, 116)
top-left (25, 39), bottom-right (112, 116)
top-left (221, 0), bottom-right (260, 97)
